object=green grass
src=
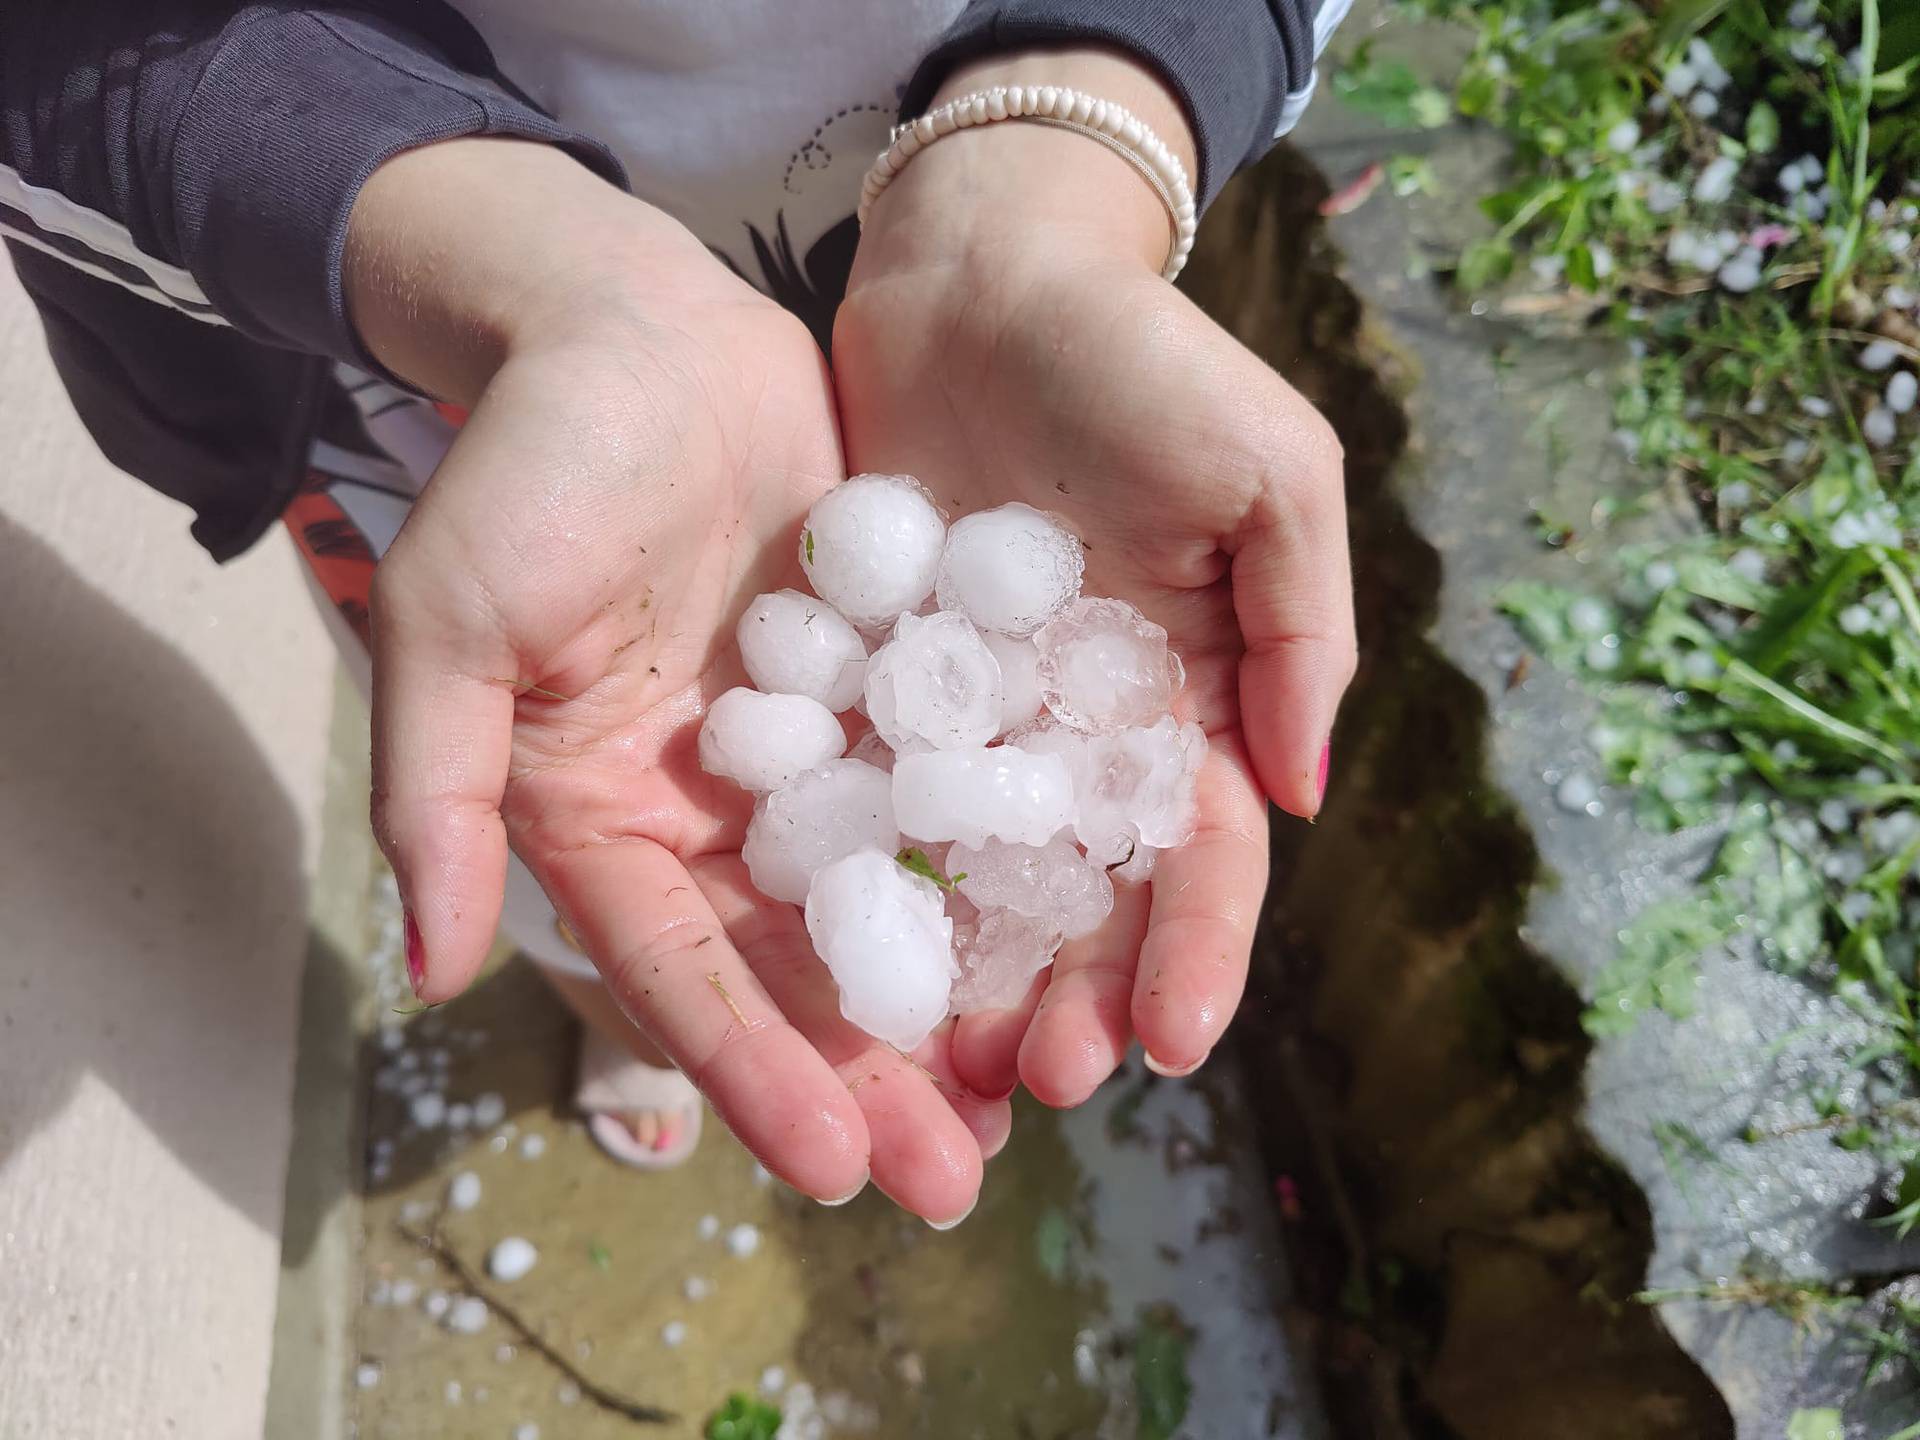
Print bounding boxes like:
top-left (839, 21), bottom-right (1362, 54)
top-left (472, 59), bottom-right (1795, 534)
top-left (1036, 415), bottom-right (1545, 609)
top-left (704, 1392), bottom-right (782, 1440)
top-left (1340, 1), bottom-right (1920, 1426)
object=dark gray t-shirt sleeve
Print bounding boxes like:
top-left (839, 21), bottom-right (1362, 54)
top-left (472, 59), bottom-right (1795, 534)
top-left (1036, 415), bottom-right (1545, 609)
top-left (0, 2), bottom-right (626, 368)
top-left (901, 0), bottom-right (1345, 209)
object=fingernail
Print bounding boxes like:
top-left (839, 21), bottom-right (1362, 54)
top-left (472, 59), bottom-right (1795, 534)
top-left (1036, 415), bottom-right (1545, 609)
top-left (1316, 741), bottom-right (1332, 809)
top-left (1143, 1050), bottom-right (1206, 1079)
top-left (820, 1169), bottom-right (870, 1207)
top-left (403, 909), bottom-right (426, 997)
top-left (928, 1196), bottom-right (978, 1231)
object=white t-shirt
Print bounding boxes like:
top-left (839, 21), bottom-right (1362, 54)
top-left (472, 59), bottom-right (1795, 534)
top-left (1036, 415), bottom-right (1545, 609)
top-left (446, 0), bottom-right (966, 324)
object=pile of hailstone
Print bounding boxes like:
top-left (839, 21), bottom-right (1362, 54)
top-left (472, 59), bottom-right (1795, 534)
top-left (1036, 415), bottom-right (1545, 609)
top-left (698, 474), bottom-right (1204, 1052)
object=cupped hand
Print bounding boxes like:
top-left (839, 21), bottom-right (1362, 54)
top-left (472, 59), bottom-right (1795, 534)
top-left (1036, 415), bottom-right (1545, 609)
top-left (834, 68), bottom-right (1356, 1106)
top-left (352, 139), bottom-right (1003, 1223)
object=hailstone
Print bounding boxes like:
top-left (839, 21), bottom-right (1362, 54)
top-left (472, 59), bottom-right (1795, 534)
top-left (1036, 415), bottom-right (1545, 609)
top-left (951, 834), bottom-right (1113, 939)
top-left (892, 745), bottom-right (1077, 848)
top-left (934, 503), bottom-right (1084, 636)
top-left (864, 610), bottom-right (1004, 751)
top-left (1111, 842), bottom-right (1159, 886)
top-left (698, 688), bottom-right (845, 792)
top-left (949, 909), bottom-right (1063, 1014)
top-left (799, 474), bottom-right (946, 627)
top-left (700, 477), bottom-right (1200, 1050)
top-left (804, 849), bottom-right (956, 1051)
top-left (1035, 597), bottom-right (1180, 733)
top-left (982, 630), bottom-right (1044, 736)
top-left (1020, 717), bottom-right (1206, 863)
top-left (743, 760), bottom-right (899, 903)
top-left (737, 590), bottom-right (868, 711)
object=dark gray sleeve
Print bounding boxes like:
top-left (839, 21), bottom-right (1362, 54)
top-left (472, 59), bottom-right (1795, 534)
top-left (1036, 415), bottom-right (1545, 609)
top-left (0, 2), bottom-right (626, 367)
top-left (900, 0), bottom-right (1346, 208)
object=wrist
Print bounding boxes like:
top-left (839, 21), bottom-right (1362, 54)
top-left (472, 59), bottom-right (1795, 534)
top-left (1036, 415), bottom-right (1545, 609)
top-left (344, 138), bottom-right (719, 403)
top-left (851, 48), bottom-right (1198, 287)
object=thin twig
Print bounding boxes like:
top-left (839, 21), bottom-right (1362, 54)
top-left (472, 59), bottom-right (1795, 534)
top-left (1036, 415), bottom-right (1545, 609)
top-left (489, 677), bottom-right (573, 703)
top-left (706, 971), bottom-right (750, 1029)
top-left (1746, 1098), bottom-right (1920, 1142)
top-left (397, 1223), bottom-right (675, 1425)
top-left (1821, 327), bottom-right (1920, 363)
top-left (1624, 269), bottom-right (1713, 297)
top-left (891, 1047), bottom-right (957, 1096)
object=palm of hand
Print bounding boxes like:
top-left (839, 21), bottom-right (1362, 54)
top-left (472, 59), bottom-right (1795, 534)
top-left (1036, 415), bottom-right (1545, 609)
top-left (833, 253), bottom-right (1349, 1102)
top-left (376, 299), bottom-right (1004, 1220)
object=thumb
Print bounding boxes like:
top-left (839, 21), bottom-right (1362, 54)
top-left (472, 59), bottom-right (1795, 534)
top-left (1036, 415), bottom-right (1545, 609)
top-left (1226, 405), bottom-right (1356, 818)
top-left (368, 562), bottom-right (517, 1005)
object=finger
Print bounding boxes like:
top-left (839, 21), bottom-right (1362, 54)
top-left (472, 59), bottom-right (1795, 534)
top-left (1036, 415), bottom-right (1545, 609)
top-left (1131, 736), bottom-right (1269, 1074)
top-left (1017, 883), bottom-right (1151, 1108)
top-left (1225, 397), bottom-right (1355, 818)
top-left (912, 1026), bottom-right (1015, 1162)
top-left (369, 565), bottom-right (516, 1005)
top-left (690, 855), bottom-right (986, 1224)
top-left (950, 977), bottom-right (1046, 1101)
top-left (542, 837), bottom-right (872, 1202)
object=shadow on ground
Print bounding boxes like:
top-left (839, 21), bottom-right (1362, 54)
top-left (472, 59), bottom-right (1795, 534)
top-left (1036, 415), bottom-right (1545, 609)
top-left (0, 514), bottom-right (307, 1238)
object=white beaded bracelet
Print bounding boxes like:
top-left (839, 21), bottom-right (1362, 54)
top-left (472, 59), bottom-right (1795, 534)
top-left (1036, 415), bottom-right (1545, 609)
top-left (857, 85), bottom-right (1198, 282)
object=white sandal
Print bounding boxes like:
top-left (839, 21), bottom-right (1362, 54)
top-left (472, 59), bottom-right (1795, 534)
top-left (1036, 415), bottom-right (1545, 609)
top-left (576, 1027), bottom-right (705, 1170)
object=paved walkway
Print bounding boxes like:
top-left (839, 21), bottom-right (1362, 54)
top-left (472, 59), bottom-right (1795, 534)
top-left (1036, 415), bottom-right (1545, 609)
top-left (0, 263), bottom-right (334, 1438)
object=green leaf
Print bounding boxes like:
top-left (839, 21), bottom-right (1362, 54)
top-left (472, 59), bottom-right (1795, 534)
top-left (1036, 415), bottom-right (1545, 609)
top-left (895, 846), bottom-right (958, 892)
top-left (1739, 550), bottom-right (1876, 676)
top-left (1585, 896), bottom-right (1728, 1035)
top-left (1655, 0), bottom-right (1733, 49)
top-left (1477, 188), bottom-right (1525, 227)
top-left (1747, 833), bottom-right (1823, 973)
top-left (1034, 1207), bottom-right (1073, 1283)
top-left (1458, 237), bottom-right (1515, 291)
top-left (1746, 99), bottom-right (1780, 154)
top-left (803, 529), bottom-right (815, 565)
top-left (587, 1240), bottom-right (612, 1271)
top-left (1870, 56), bottom-right (1920, 94)
top-left (1387, 154), bottom-right (1437, 196)
top-left (1566, 241), bottom-right (1599, 292)
top-left (1409, 87), bottom-right (1453, 129)
top-left (1877, 1168), bottom-right (1920, 1239)
top-left (706, 1392), bottom-right (782, 1440)
top-left (1784, 1408), bottom-right (1843, 1440)
top-left (1334, 44), bottom-right (1453, 131)
top-left (1133, 1309), bottom-right (1193, 1440)
top-left (1456, 67), bottom-right (1500, 118)
top-left (1496, 581), bottom-right (1606, 670)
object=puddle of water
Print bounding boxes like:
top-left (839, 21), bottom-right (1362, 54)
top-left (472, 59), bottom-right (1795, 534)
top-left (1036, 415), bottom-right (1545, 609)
top-left (1057, 1069), bottom-right (1322, 1439)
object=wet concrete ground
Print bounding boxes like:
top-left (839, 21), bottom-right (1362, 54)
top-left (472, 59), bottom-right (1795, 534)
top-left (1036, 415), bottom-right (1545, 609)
top-left (344, 870), bottom-right (1323, 1440)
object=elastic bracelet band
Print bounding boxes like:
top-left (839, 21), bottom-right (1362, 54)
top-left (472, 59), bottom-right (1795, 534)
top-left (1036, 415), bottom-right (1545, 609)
top-left (857, 86), bottom-right (1198, 283)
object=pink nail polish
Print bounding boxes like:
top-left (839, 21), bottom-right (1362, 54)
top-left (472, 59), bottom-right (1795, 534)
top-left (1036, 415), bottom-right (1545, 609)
top-left (1316, 741), bottom-right (1332, 808)
top-left (403, 909), bottom-right (426, 997)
